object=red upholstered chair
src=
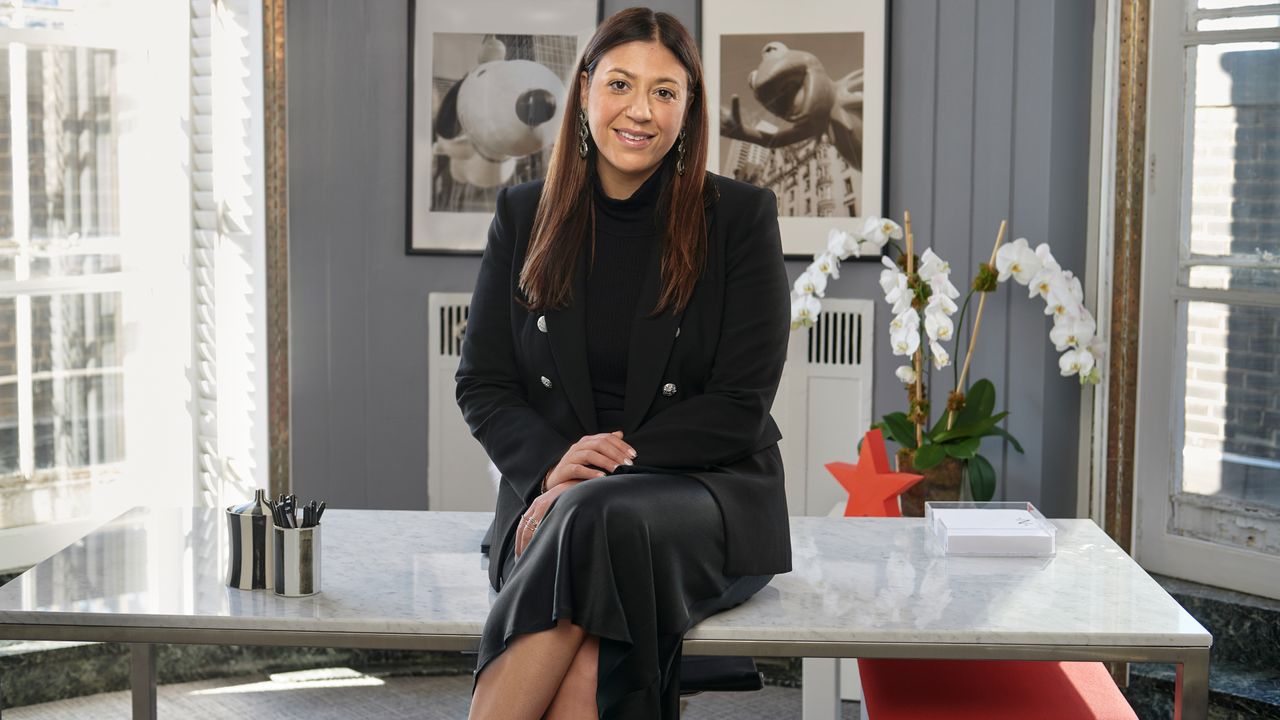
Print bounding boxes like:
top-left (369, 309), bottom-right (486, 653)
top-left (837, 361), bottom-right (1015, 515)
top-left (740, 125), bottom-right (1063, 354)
top-left (856, 658), bottom-right (1138, 720)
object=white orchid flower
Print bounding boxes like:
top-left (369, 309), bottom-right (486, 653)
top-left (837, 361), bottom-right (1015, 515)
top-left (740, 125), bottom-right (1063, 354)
top-left (811, 252), bottom-right (840, 280)
top-left (827, 228), bottom-right (857, 259)
top-left (891, 325), bottom-right (921, 357)
top-left (891, 289), bottom-right (914, 315)
top-left (1026, 244), bottom-right (1061, 299)
top-left (895, 365), bottom-right (918, 384)
top-left (1058, 347), bottom-right (1096, 377)
top-left (927, 292), bottom-right (958, 316)
top-left (916, 249), bottom-right (960, 299)
top-left (878, 268), bottom-right (899, 297)
top-left (1049, 313), bottom-right (1096, 351)
top-left (1028, 268), bottom-right (1057, 300)
top-left (1012, 242), bottom-right (1042, 285)
top-left (925, 309), bottom-right (955, 342)
top-left (890, 307), bottom-right (920, 333)
top-left (794, 269), bottom-right (828, 298)
top-left (929, 340), bottom-right (951, 369)
top-left (1066, 272), bottom-right (1084, 303)
top-left (918, 249), bottom-right (949, 281)
top-left (790, 293), bottom-right (821, 328)
top-left (855, 239), bottom-right (883, 257)
top-left (1035, 243), bottom-right (1059, 271)
top-left (1087, 335), bottom-right (1108, 364)
top-left (883, 271), bottom-right (913, 315)
top-left (1081, 340), bottom-right (1105, 383)
top-left (994, 238), bottom-right (1026, 281)
top-left (863, 217), bottom-right (904, 248)
top-left (1044, 271), bottom-right (1084, 318)
top-left (928, 273), bottom-right (961, 300)
top-left (879, 256), bottom-right (902, 294)
top-left (995, 237), bottom-right (1042, 285)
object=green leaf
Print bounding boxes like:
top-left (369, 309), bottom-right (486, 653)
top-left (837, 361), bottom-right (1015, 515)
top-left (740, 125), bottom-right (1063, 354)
top-left (956, 379), bottom-right (996, 427)
top-left (913, 443), bottom-right (947, 470)
top-left (984, 425), bottom-right (1025, 454)
top-left (967, 454), bottom-right (996, 502)
top-left (932, 411), bottom-right (1009, 443)
top-left (928, 410), bottom-right (949, 438)
top-left (944, 437), bottom-right (981, 459)
top-left (882, 412), bottom-right (918, 450)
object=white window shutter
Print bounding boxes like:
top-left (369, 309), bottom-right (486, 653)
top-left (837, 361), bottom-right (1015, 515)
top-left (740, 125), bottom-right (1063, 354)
top-left (190, 0), bottom-right (269, 510)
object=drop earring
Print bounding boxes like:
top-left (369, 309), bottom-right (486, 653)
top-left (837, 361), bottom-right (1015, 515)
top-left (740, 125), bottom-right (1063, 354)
top-left (578, 108), bottom-right (589, 159)
top-left (676, 126), bottom-right (687, 176)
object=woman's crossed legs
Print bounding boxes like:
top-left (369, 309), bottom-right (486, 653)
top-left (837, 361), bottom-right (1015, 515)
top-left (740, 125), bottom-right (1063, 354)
top-left (468, 619), bottom-right (599, 720)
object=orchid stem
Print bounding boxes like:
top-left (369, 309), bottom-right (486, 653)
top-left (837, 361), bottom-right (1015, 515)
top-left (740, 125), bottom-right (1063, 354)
top-left (952, 289), bottom-right (976, 391)
top-left (904, 211), bottom-right (923, 448)
top-left (947, 220), bottom-right (1008, 430)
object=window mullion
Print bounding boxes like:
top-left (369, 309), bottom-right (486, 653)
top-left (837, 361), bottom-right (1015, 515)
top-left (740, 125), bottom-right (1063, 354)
top-left (15, 297), bottom-right (33, 478)
top-left (9, 42), bottom-right (35, 480)
top-left (1174, 285), bottom-right (1280, 308)
top-left (1181, 27), bottom-right (1280, 46)
top-left (1190, 4), bottom-right (1280, 23)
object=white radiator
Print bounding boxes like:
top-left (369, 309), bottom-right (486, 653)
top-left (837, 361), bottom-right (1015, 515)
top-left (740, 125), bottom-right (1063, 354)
top-left (426, 293), bottom-right (874, 517)
top-left (775, 298), bottom-right (876, 517)
top-left (427, 292), bottom-right (497, 512)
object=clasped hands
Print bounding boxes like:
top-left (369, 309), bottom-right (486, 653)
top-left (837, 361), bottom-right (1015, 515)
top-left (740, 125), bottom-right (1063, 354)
top-left (514, 431), bottom-right (637, 557)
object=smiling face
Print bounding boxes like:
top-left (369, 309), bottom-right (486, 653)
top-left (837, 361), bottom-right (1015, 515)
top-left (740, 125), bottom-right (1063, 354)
top-left (580, 39), bottom-right (690, 199)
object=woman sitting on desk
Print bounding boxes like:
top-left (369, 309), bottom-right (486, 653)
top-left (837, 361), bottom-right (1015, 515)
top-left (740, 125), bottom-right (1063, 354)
top-left (456, 8), bottom-right (791, 718)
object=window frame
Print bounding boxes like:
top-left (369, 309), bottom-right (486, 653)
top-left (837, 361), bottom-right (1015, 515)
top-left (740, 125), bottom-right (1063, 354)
top-left (1133, 0), bottom-right (1280, 600)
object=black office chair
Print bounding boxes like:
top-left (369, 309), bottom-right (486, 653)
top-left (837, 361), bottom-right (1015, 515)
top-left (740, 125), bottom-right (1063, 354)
top-left (678, 655), bottom-right (764, 696)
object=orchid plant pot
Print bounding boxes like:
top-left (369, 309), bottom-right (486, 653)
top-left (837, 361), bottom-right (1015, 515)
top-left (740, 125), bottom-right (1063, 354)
top-left (897, 453), bottom-right (964, 517)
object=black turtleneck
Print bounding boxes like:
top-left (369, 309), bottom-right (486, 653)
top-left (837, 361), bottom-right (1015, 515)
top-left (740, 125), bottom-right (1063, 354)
top-left (585, 162), bottom-right (666, 432)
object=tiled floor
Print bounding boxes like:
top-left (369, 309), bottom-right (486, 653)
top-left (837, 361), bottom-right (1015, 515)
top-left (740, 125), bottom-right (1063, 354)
top-left (3, 668), bottom-right (860, 719)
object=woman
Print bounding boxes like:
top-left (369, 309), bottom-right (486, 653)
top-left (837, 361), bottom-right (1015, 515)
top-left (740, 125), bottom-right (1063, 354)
top-left (456, 8), bottom-right (791, 718)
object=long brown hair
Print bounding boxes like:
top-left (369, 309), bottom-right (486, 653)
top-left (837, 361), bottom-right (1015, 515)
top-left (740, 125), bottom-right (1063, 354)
top-left (518, 7), bottom-right (711, 316)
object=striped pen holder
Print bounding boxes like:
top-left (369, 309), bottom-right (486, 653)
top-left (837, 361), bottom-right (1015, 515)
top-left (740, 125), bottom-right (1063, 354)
top-left (274, 524), bottom-right (321, 597)
top-left (226, 489), bottom-right (275, 591)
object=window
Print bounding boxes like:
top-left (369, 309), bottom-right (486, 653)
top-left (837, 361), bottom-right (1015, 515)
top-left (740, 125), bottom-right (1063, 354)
top-left (1135, 0), bottom-right (1280, 599)
top-left (1172, 12), bottom-right (1280, 534)
top-left (1, 17), bottom-right (127, 530)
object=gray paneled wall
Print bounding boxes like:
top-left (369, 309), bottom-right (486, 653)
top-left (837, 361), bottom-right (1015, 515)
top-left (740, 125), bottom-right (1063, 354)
top-left (287, 0), bottom-right (1094, 516)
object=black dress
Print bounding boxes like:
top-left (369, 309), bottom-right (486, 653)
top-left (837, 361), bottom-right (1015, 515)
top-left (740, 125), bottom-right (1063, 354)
top-left (470, 162), bottom-right (774, 718)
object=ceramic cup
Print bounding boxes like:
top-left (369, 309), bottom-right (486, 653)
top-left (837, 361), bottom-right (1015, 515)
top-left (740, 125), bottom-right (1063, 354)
top-left (273, 524), bottom-right (321, 597)
top-left (226, 489), bottom-right (275, 590)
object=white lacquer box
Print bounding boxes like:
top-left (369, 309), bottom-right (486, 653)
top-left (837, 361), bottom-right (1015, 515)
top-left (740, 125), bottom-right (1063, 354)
top-left (925, 501), bottom-right (1057, 557)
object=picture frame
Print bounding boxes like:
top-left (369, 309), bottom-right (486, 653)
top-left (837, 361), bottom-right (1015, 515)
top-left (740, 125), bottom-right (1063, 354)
top-left (407, 0), bottom-right (603, 255)
top-left (701, 0), bottom-right (888, 259)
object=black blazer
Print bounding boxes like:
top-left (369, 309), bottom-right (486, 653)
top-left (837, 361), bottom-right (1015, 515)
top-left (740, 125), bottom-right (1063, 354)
top-left (455, 171), bottom-right (792, 593)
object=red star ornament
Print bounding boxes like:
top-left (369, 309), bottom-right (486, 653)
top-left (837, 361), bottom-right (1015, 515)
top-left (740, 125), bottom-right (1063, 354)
top-left (825, 428), bottom-right (924, 518)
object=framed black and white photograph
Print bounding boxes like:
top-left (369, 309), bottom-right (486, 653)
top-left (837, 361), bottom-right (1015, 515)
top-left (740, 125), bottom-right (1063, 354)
top-left (702, 0), bottom-right (887, 258)
top-left (408, 0), bottom-right (601, 254)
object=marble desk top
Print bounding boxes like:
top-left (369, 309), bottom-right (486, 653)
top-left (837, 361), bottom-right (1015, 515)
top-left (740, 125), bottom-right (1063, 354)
top-left (0, 507), bottom-right (1209, 651)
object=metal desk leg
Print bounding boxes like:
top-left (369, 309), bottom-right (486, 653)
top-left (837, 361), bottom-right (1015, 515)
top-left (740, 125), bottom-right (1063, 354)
top-left (802, 658), bottom-right (841, 720)
top-left (1175, 648), bottom-right (1211, 720)
top-left (130, 643), bottom-right (157, 720)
